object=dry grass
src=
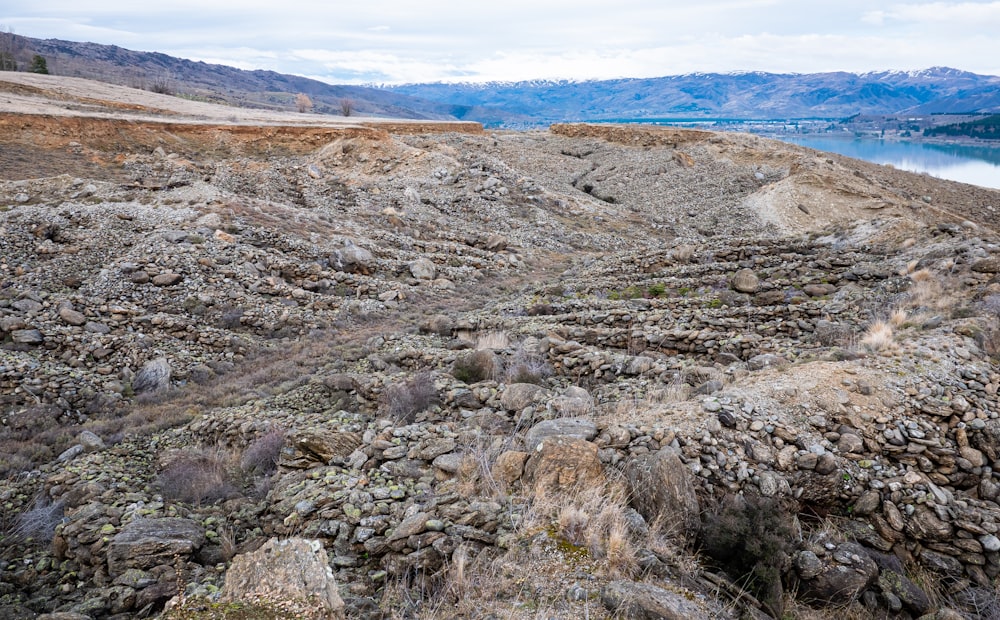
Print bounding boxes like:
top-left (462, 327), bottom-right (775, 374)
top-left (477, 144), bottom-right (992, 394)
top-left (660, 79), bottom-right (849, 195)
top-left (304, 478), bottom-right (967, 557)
top-left (476, 330), bottom-right (511, 351)
top-left (380, 371), bottom-right (439, 424)
top-left (156, 448), bottom-right (241, 506)
top-left (860, 320), bottom-right (895, 353)
top-left (889, 307), bottom-right (909, 328)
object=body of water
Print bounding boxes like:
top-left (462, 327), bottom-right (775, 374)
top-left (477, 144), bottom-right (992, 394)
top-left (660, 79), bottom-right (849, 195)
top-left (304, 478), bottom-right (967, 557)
top-left (777, 135), bottom-right (1000, 190)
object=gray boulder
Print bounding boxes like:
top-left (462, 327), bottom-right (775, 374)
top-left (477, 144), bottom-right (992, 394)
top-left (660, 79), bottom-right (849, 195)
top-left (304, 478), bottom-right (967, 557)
top-left (221, 537), bottom-right (345, 620)
top-left (624, 447), bottom-right (701, 541)
top-left (132, 358), bottom-right (171, 394)
top-left (601, 580), bottom-right (716, 619)
top-left (107, 518), bottom-right (205, 577)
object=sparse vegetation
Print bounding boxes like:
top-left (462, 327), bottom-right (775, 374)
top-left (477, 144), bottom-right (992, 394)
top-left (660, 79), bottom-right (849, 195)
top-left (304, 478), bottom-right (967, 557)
top-left (452, 350), bottom-right (501, 384)
top-left (699, 494), bottom-right (796, 618)
top-left (380, 372), bottom-right (439, 424)
top-left (156, 449), bottom-right (240, 506)
top-left (295, 93), bottom-right (313, 113)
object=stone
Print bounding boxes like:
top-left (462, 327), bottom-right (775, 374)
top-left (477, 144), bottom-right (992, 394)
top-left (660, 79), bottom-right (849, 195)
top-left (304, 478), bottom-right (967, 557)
top-left (919, 549), bottom-right (964, 576)
top-left (151, 273), bottom-right (183, 286)
top-left (878, 570), bottom-right (931, 615)
top-left (747, 353), bottom-right (786, 370)
top-left (11, 329), bottom-right (44, 344)
top-left (907, 506), bottom-right (954, 542)
top-left (388, 512), bottom-right (430, 541)
top-left (58, 306), bottom-right (87, 326)
top-left (524, 418), bottom-right (598, 453)
top-left (971, 257), bottom-right (1000, 273)
top-left (798, 542), bottom-right (878, 605)
top-left (523, 437), bottom-right (603, 493)
top-left (491, 451), bottom-right (529, 484)
top-left (601, 580), bottom-right (716, 619)
top-left (852, 490), bottom-right (881, 516)
top-left (408, 258), bottom-right (437, 280)
top-left (221, 537), bottom-right (345, 620)
top-left (731, 268), bottom-right (760, 293)
top-left (132, 357), bottom-right (171, 394)
top-left (500, 383), bottom-right (548, 411)
top-left (623, 447), bottom-right (701, 541)
top-left (107, 518), bottom-right (205, 577)
top-left (330, 241), bottom-right (374, 274)
top-left (282, 430), bottom-right (362, 468)
top-left (796, 550), bottom-right (824, 579)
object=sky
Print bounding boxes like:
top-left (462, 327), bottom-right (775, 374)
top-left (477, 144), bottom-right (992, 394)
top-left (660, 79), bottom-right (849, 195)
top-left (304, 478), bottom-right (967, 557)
top-left (3, 1), bottom-right (1000, 84)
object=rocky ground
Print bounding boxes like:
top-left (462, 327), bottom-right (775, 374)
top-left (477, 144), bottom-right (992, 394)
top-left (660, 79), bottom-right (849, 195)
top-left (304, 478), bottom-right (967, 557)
top-left (1, 75), bottom-right (1000, 620)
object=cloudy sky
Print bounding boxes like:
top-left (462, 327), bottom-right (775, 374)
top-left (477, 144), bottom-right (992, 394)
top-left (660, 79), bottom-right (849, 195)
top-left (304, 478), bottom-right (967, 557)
top-left (4, 1), bottom-right (1000, 84)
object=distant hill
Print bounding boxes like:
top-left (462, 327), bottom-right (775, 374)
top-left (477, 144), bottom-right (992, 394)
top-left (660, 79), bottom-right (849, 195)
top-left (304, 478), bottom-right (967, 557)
top-left (924, 114), bottom-right (1000, 140)
top-left (4, 31), bottom-right (1000, 127)
top-left (386, 68), bottom-right (1000, 125)
top-left (0, 32), bottom-right (510, 121)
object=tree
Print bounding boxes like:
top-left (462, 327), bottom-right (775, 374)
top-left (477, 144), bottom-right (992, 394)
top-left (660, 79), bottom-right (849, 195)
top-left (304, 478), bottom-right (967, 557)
top-left (0, 26), bottom-right (19, 71)
top-left (30, 55), bottom-right (48, 74)
top-left (340, 98), bottom-right (353, 117)
top-left (295, 93), bottom-right (313, 113)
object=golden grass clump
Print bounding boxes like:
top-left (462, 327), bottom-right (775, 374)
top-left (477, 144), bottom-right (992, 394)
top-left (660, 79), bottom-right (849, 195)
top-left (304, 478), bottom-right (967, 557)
top-left (860, 320), bottom-right (895, 352)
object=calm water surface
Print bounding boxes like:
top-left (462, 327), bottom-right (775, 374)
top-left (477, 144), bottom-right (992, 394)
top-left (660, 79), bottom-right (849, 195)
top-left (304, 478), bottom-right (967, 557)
top-left (778, 135), bottom-right (1000, 190)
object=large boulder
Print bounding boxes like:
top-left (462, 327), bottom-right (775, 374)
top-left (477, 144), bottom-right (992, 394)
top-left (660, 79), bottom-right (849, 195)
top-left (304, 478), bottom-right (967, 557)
top-left (221, 537), bottom-right (345, 619)
top-left (107, 518), bottom-right (205, 577)
top-left (624, 447), bottom-right (701, 541)
top-left (132, 357), bottom-right (171, 394)
top-left (524, 418), bottom-right (598, 453)
top-left (281, 429), bottom-right (362, 468)
top-left (330, 241), bottom-right (374, 274)
top-left (601, 580), bottom-right (716, 619)
top-left (524, 437), bottom-right (603, 494)
top-left (408, 258), bottom-right (437, 280)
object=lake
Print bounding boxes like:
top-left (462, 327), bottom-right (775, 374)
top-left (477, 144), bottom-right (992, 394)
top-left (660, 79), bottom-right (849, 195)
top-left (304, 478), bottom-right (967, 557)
top-left (776, 135), bottom-right (1000, 190)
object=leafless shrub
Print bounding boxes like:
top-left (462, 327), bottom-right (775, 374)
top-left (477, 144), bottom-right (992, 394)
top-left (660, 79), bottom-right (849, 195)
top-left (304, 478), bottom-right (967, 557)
top-left (296, 93), bottom-right (313, 113)
top-left (381, 372), bottom-right (439, 424)
top-left (240, 429), bottom-right (285, 478)
top-left (7, 496), bottom-right (64, 546)
top-left (157, 449), bottom-right (240, 506)
top-left (149, 76), bottom-right (173, 95)
top-left (340, 98), bottom-right (353, 117)
top-left (217, 305), bottom-right (245, 330)
top-left (504, 347), bottom-right (553, 385)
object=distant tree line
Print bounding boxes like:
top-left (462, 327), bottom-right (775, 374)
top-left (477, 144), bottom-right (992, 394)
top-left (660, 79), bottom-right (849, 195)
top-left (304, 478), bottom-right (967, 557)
top-left (924, 115), bottom-right (1000, 140)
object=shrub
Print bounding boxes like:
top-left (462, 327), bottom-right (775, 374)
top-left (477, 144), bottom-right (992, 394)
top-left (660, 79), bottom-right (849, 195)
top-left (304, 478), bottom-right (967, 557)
top-left (157, 450), bottom-right (240, 506)
top-left (240, 429), bottom-right (285, 478)
top-left (452, 350), bottom-right (501, 384)
top-left (698, 494), bottom-right (796, 618)
top-left (6, 497), bottom-right (64, 546)
top-left (381, 372), bottom-right (439, 424)
top-left (504, 347), bottom-right (553, 385)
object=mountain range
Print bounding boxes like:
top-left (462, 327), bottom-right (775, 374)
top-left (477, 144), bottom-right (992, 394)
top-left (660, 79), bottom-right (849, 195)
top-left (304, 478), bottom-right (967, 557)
top-left (6, 32), bottom-right (1000, 126)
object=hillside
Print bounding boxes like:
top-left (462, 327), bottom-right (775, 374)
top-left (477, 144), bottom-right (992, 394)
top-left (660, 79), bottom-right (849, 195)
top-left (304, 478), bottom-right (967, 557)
top-left (387, 68), bottom-right (1000, 124)
top-left (1, 74), bottom-right (1000, 620)
top-left (925, 115), bottom-right (1000, 140)
top-left (0, 32), bottom-right (510, 122)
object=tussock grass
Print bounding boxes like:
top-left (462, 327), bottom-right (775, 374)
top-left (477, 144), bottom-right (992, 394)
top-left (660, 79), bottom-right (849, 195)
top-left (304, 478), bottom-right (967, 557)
top-left (860, 320), bottom-right (895, 353)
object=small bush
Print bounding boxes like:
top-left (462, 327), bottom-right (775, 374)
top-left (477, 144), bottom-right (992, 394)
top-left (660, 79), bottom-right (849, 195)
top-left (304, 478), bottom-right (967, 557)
top-left (381, 372), bottom-right (439, 424)
top-left (504, 347), bottom-right (553, 385)
top-left (699, 494), bottom-right (796, 618)
top-left (240, 429), bottom-right (285, 478)
top-left (452, 350), bottom-right (501, 384)
top-left (157, 450), bottom-right (240, 506)
top-left (6, 497), bottom-right (64, 546)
